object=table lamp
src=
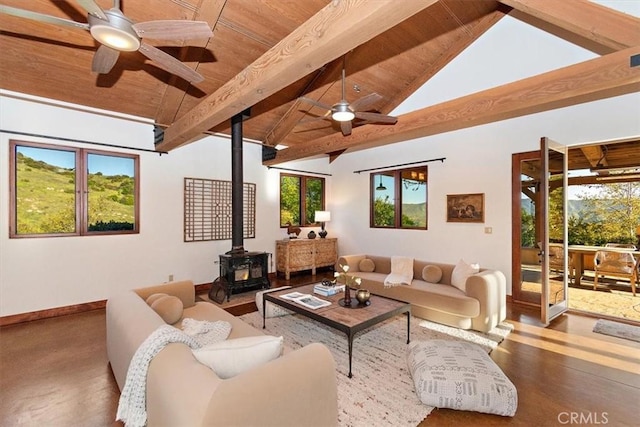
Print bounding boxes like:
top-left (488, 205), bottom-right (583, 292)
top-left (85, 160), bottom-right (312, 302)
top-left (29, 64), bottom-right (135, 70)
top-left (315, 211), bottom-right (331, 238)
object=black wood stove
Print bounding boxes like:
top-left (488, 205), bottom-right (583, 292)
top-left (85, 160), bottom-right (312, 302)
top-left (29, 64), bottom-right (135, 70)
top-left (209, 110), bottom-right (270, 303)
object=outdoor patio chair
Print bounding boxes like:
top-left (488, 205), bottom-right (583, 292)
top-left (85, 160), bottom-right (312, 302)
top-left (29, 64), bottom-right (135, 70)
top-left (548, 243), bottom-right (573, 283)
top-left (593, 250), bottom-right (638, 296)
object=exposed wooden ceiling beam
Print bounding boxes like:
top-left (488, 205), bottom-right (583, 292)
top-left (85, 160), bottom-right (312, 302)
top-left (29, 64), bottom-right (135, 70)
top-left (265, 46), bottom-right (640, 165)
top-left (499, 0), bottom-right (640, 51)
top-left (156, 0), bottom-right (438, 152)
top-left (264, 60), bottom-right (343, 147)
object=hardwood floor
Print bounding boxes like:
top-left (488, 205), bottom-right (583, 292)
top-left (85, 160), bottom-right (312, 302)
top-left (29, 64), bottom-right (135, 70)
top-left (1, 273), bottom-right (638, 426)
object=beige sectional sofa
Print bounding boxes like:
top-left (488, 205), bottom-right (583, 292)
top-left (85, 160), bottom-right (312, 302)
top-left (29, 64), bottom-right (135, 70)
top-left (106, 280), bottom-right (338, 426)
top-left (337, 255), bottom-right (507, 332)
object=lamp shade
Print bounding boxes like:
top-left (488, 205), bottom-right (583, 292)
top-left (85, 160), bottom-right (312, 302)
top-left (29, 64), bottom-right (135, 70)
top-left (315, 211), bottom-right (331, 222)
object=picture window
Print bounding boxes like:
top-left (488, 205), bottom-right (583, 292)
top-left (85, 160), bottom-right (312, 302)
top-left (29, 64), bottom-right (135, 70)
top-left (9, 140), bottom-right (139, 238)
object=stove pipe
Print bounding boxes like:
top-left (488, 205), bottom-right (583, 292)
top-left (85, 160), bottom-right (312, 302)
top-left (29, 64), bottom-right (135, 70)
top-left (230, 109), bottom-right (249, 254)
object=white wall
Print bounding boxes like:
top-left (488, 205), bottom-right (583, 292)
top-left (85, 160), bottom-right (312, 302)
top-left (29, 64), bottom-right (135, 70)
top-left (0, 92), bottom-right (329, 316)
top-left (329, 92), bottom-right (640, 295)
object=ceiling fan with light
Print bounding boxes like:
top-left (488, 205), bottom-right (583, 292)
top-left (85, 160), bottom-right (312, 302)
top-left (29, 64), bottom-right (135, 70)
top-left (0, 0), bottom-right (212, 83)
top-left (299, 58), bottom-right (398, 136)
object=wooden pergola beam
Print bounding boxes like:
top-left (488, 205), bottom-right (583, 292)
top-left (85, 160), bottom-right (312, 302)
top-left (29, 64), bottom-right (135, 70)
top-left (265, 46), bottom-right (640, 165)
top-left (499, 0), bottom-right (640, 51)
top-left (156, 0), bottom-right (437, 152)
top-left (580, 145), bottom-right (608, 168)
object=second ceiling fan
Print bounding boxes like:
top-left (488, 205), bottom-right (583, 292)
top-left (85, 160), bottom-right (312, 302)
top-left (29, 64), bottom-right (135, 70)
top-left (299, 58), bottom-right (398, 136)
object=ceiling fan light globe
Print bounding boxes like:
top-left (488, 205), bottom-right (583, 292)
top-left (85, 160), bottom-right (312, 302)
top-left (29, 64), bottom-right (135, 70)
top-left (91, 25), bottom-right (140, 51)
top-left (332, 103), bottom-right (355, 122)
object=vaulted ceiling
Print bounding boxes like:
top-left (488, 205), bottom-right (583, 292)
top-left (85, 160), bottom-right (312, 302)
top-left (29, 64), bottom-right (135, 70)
top-left (1, 0), bottom-right (639, 167)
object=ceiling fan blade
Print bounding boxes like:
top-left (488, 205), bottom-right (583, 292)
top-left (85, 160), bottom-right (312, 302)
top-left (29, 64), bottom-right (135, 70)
top-left (0, 5), bottom-right (89, 30)
top-left (350, 93), bottom-right (383, 112)
top-left (76, 0), bottom-right (107, 21)
top-left (340, 120), bottom-right (352, 136)
top-left (133, 21), bottom-right (213, 40)
top-left (355, 111), bottom-right (398, 124)
top-left (138, 42), bottom-right (204, 83)
top-left (92, 45), bottom-right (120, 74)
top-left (299, 97), bottom-right (333, 112)
top-left (299, 112), bottom-right (332, 124)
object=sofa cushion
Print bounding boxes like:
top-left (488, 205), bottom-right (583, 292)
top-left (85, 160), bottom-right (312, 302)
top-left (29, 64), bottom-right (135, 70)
top-left (422, 265), bottom-right (443, 283)
top-left (193, 335), bottom-right (284, 379)
top-left (359, 258), bottom-right (376, 272)
top-left (407, 339), bottom-right (517, 417)
top-left (451, 259), bottom-right (480, 292)
top-left (150, 295), bottom-right (184, 325)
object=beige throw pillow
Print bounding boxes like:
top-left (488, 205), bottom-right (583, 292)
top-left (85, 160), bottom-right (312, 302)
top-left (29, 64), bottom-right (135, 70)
top-left (150, 295), bottom-right (183, 325)
top-left (451, 259), bottom-right (480, 292)
top-left (193, 335), bottom-right (284, 379)
top-left (359, 258), bottom-right (376, 272)
top-left (145, 292), bottom-right (169, 306)
top-left (422, 265), bottom-right (443, 283)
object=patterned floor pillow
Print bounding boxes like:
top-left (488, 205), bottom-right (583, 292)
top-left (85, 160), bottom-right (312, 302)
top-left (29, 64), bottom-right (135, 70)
top-left (407, 339), bottom-right (517, 417)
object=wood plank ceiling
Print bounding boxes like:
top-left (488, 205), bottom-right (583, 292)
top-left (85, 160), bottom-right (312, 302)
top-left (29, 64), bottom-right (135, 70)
top-left (1, 0), bottom-right (639, 167)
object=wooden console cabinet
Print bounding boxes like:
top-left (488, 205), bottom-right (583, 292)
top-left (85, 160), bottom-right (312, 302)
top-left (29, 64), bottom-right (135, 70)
top-left (276, 238), bottom-right (338, 280)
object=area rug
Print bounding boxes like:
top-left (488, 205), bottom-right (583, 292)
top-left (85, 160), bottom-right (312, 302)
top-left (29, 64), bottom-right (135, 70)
top-left (593, 319), bottom-right (640, 343)
top-left (239, 311), bottom-right (513, 426)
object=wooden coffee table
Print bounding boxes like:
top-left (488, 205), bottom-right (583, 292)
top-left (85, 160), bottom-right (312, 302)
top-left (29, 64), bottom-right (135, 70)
top-left (263, 283), bottom-right (411, 378)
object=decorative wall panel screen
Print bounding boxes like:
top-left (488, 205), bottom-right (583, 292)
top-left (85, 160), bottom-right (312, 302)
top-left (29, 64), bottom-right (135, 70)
top-left (184, 178), bottom-right (256, 242)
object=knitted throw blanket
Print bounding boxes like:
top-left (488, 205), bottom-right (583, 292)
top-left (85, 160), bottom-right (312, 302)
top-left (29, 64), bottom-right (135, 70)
top-left (384, 256), bottom-right (414, 288)
top-left (116, 325), bottom-right (200, 427)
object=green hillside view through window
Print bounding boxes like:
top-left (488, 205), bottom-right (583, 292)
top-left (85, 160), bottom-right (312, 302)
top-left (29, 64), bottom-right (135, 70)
top-left (13, 143), bottom-right (138, 237)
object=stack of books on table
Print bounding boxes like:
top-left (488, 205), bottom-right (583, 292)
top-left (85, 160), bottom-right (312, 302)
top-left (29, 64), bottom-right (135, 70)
top-left (313, 283), bottom-right (346, 297)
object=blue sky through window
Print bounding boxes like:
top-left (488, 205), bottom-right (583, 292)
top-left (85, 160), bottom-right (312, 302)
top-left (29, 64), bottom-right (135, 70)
top-left (18, 146), bottom-right (75, 169)
top-left (88, 154), bottom-right (134, 177)
top-left (17, 146), bottom-right (134, 177)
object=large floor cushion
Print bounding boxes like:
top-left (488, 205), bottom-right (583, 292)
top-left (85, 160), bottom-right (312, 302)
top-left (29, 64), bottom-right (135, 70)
top-left (406, 339), bottom-right (517, 417)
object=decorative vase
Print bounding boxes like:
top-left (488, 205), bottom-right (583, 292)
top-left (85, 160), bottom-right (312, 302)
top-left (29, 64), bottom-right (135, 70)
top-left (343, 285), bottom-right (352, 306)
top-left (307, 230), bottom-right (316, 239)
top-left (356, 289), bottom-right (371, 305)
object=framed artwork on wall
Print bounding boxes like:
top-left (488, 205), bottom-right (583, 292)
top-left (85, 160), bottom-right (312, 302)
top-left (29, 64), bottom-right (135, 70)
top-left (446, 193), bottom-right (485, 223)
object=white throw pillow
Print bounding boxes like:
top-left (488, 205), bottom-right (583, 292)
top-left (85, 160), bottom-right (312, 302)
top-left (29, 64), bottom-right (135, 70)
top-left (193, 335), bottom-right (284, 379)
top-left (451, 259), bottom-right (479, 292)
top-left (407, 339), bottom-right (518, 417)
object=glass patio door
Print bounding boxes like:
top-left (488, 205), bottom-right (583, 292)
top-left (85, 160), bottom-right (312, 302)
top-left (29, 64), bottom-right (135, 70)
top-left (540, 137), bottom-right (569, 324)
